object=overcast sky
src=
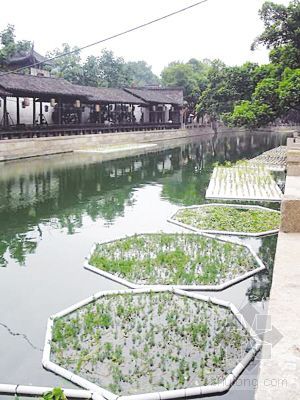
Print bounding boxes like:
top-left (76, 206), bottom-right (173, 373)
top-left (1, 0), bottom-right (291, 75)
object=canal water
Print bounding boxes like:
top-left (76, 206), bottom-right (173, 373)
top-left (0, 130), bottom-right (288, 399)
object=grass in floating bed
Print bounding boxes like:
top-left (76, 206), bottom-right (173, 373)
top-left (51, 292), bottom-right (253, 396)
top-left (206, 161), bottom-right (283, 201)
top-left (174, 206), bottom-right (280, 233)
top-left (89, 233), bottom-right (261, 286)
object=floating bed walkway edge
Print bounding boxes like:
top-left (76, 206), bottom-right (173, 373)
top-left (0, 384), bottom-right (96, 399)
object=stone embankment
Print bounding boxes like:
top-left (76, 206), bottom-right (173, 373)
top-left (0, 125), bottom-right (247, 162)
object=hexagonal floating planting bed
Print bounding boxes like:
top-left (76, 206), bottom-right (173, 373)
top-left (168, 204), bottom-right (280, 237)
top-left (43, 288), bottom-right (261, 400)
top-left (85, 233), bottom-right (265, 290)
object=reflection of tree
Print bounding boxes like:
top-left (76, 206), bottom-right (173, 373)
top-left (8, 234), bottom-right (37, 265)
top-left (246, 235), bottom-right (278, 302)
top-left (0, 130), bottom-right (288, 267)
top-left (0, 233), bottom-right (38, 267)
top-left (161, 131), bottom-right (289, 206)
top-left (0, 150), bottom-right (177, 267)
top-left (0, 241), bottom-right (8, 268)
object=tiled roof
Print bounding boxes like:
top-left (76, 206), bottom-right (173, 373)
top-left (0, 73), bottom-right (182, 105)
top-left (0, 73), bottom-right (88, 98)
top-left (0, 87), bottom-right (11, 96)
top-left (125, 87), bottom-right (183, 105)
top-left (72, 85), bottom-right (146, 104)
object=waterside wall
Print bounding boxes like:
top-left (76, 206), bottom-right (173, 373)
top-left (0, 126), bottom-right (245, 162)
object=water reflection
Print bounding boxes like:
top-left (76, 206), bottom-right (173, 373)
top-left (246, 235), bottom-right (278, 302)
top-left (0, 131), bottom-right (287, 268)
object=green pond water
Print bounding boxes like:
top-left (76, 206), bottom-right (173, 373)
top-left (0, 130), bottom-right (288, 399)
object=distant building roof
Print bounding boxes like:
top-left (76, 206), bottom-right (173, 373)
top-left (125, 87), bottom-right (183, 105)
top-left (5, 47), bottom-right (50, 68)
top-left (0, 73), bottom-right (88, 99)
top-left (72, 85), bottom-right (146, 105)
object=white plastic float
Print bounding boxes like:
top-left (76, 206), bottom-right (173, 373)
top-left (43, 287), bottom-right (262, 400)
top-left (0, 384), bottom-right (97, 399)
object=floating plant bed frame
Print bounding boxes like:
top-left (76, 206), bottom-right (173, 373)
top-left (205, 163), bottom-right (283, 202)
top-left (167, 204), bottom-right (280, 237)
top-left (84, 233), bottom-right (266, 291)
top-left (249, 146), bottom-right (287, 172)
top-left (43, 287), bottom-right (262, 400)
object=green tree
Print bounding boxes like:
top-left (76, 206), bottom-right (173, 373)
top-left (47, 43), bottom-right (83, 84)
top-left (252, 1), bottom-right (300, 51)
top-left (227, 0), bottom-right (300, 128)
top-left (197, 61), bottom-right (259, 119)
top-left (96, 49), bottom-right (132, 88)
top-left (252, 77), bottom-right (280, 115)
top-left (223, 101), bottom-right (275, 129)
top-left (125, 61), bottom-right (160, 86)
top-left (269, 44), bottom-right (300, 69)
top-left (83, 52), bottom-right (159, 88)
top-left (82, 55), bottom-right (102, 87)
top-left (278, 67), bottom-right (300, 112)
top-left (252, 0), bottom-right (300, 68)
top-left (161, 59), bottom-right (211, 112)
top-left (161, 62), bottom-right (200, 107)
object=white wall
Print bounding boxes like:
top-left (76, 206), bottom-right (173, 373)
top-left (133, 105), bottom-right (142, 123)
top-left (0, 98), bottom-right (177, 126)
top-left (0, 97), bottom-right (54, 125)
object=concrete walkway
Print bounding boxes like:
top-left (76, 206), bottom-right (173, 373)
top-left (255, 146), bottom-right (300, 399)
top-left (255, 232), bottom-right (300, 399)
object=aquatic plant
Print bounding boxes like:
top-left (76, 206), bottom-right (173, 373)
top-left (206, 161), bottom-right (282, 201)
top-left (89, 233), bottom-right (261, 286)
top-left (50, 292), bottom-right (254, 397)
top-left (42, 388), bottom-right (67, 400)
top-left (173, 205), bottom-right (280, 234)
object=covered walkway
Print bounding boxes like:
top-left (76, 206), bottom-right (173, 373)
top-left (0, 73), bottom-right (183, 138)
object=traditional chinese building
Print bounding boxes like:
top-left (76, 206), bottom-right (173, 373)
top-left (0, 73), bottom-right (183, 137)
top-left (4, 45), bottom-right (51, 76)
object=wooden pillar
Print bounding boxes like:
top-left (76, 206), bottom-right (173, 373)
top-left (39, 101), bottom-right (43, 125)
top-left (16, 97), bottom-right (20, 125)
top-left (79, 104), bottom-right (83, 124)
top-left (57, 99), bottom-right (62, 124)
top-left (33, 98), bottom-right (36, 125)
top-left (3, 97), bottom-right (7, 127)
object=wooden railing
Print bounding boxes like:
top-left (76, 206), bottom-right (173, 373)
top-left (0, 123), bottom-right (182, 140)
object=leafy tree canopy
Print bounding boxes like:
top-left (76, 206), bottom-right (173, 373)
top-left (252, 0), bottom-right (300, 51)
top-left (50, 47), bottom-right (159, 88)
top-left (161, 59), bottom-right (210, 109)
top-left (278, 67), bottom-right (300, 112)
top-left (196, 61), bottom-right (259, 118)
top-left (223, 100), bottom-right (275, 129)
top-left (126, 61), bottom-right (160, 86)
top-left (227, 0), bottom-right (300, 128)
top-left (46, 43), bottom-right (83, 84)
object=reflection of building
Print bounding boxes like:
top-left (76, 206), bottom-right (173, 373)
top-left (0, 73), bottom-right (183, 134)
